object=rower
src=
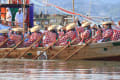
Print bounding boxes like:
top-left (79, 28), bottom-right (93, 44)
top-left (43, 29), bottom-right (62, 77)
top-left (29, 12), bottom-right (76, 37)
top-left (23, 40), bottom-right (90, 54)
top-left (80, 21), bottom-right (92, 44)
top-left (0, 29), bottom-right (9, 48)
top-left (92, 25), bottom-right (103, 43)
top-left (43, 25), bottom-right (57, 47)
top-left (56, 25), bottom-right (65, 46)
top-left (102, 21), bottom-right (113, 42)
top-left (74, 19), bottom-right (86, 44)
top-left (59, 23), bottom-right (76, 46)
top-left (9, 28), bottom-right (23, 47)
top-left (57, 25), bottom-right (64, 38)
top-left (24, 26), bottom-right (42, 47)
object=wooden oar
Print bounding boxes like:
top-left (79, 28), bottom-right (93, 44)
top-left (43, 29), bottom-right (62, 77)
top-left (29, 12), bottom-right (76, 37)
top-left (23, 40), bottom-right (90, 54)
top-left (50, 38), bottom-right (78, 59)
top-left (2, 36), bottom-right (28, 58)
top-left (65, 39), bottom-right (92, 61)
top-left (0, 38), bottom-right (9, 47)
top-left (33, 35), bottom-right (65, 60)
top-left (17, 34), bottom-right (44, 59)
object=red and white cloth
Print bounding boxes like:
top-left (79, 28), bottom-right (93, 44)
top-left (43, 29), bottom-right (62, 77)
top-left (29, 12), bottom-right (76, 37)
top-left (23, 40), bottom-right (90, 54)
top-left (0, 36), bottom-right (7, 48)
top-left (102, 29), bottom-right (113, 39)
top-left (75, 27), bottom-right (84, 36)
top-left (24, 32), bottom-right (42, 47)
top-left (59, 31), bottom-right (76, 46)
top-left (111, 30), bottom-right (120, 41)
top-left (58, 31), bottom-right (64, 38)
top-left (43, 31), bottom-right (57, 46)
top-left (81, 29), bottom-right (92, 43)
top-left (93, 30), bottom-right (102, 42)
top-left (9, 34), bottom-right (22, 44)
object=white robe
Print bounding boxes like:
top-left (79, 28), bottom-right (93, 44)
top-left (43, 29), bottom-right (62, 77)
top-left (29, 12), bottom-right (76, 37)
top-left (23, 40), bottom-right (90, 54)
top-left (6, 11), bottom-right (12, 22)
top-left (15, 12), bottom-right (23, 27)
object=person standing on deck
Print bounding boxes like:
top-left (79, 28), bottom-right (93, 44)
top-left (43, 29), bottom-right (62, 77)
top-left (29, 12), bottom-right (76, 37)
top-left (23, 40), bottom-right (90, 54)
top-left (15, 8), bottom-right (23, 27)
top-left (6, 8), bottom-right (12, 26)
top-left (0, 29), bottom-right (9, 48)
top-left (58, 23), bottom-right (76, 46)
top-left (24, 26), bottom-right (42, 47)
top-left (43, 25), bottom-right (57, 47)
top-left (102, 21), bottom-right (113, 42)
top-left (79, 22), bottom-right (92, 44)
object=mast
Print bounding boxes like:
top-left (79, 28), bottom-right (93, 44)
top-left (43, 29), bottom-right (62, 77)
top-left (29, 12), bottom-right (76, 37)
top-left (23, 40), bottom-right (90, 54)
top-left (72, 0), bottom-right (75, 22)
top-left (45, 0), bottom-right (48, 15)
top-left (23, 0), bottom-right (26, 36)
top-left (88, 0), bottom-right (92, 16)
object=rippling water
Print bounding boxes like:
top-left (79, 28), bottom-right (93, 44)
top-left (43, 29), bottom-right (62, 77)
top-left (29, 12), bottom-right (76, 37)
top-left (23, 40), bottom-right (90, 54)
top-left (0, 59), bottom-right (120, 80)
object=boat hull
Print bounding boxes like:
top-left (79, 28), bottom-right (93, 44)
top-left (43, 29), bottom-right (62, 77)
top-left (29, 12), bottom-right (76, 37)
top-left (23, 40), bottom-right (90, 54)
top-left (0, 41), bottom-right (120, 61)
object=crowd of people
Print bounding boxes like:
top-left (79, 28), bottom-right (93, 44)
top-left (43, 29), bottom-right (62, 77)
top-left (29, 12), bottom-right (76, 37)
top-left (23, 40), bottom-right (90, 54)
top-left (0, 17), bottom-right (120, 48)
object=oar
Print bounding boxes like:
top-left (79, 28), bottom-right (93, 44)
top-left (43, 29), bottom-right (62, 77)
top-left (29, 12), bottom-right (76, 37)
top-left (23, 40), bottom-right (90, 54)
top-left (2, 36), bottom-right (29, 58)
top-left (17, 34), bottom-right (44, 59)
top-left (33, 34), bottom-right (65, 60)
top-left (50, 38), bottom-right (78, 59)
top-left (65, 39), bottom-right (92, 61)
top-left (0, 38), bottom-right (9, 47)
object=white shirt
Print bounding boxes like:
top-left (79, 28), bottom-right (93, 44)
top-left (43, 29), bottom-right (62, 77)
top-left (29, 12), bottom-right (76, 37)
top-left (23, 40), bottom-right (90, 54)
top-left (15, 12), bottom-right (23, 24)
top-left (6, 11), bottom-right (12, 22)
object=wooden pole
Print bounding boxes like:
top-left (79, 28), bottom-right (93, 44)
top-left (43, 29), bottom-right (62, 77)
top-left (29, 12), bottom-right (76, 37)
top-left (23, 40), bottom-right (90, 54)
top-left (50, 38), bottom-right (78, 60)
top-left (17, 34), bottom-right (44, 59)
top-left (23, 0), bottom-right (26, 37)
top-left (33, 34), bottom-right (65, 59)
top-left (72, 0), bottom-right (75, 22)
top-left (65, 39), bottom-right (92, 61)
top-left (2, 36), bottom-right (29, 58)
top-left (88, 0), bottom-right (92, 16)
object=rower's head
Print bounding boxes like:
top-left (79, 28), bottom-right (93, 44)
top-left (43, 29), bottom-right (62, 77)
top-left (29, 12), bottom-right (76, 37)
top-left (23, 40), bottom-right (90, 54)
top-left (48, 25), bottom-right (57, 32)
top-left (44, 25), bottom-right (48, 30)
top-left (102, 21), bottom-right (112, 29)
top-left (81, 20), bottom-right (88, 24)
top-left (30, 25), bottom-right (41, 33)
top-left (82, 22), bottom-right (92, 30)
top-left (12, 28), bottom-right (23, 35)
top-left (57, 25), bottom-right (63, 32)
top-left (66, 23), bottom-right (76, 31)
top-left (0, 29), bottom-right (9, 37)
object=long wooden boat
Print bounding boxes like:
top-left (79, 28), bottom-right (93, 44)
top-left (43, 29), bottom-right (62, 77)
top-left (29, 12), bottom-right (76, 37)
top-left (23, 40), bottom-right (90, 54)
top-left (0, 40), bottom-right (120, 61)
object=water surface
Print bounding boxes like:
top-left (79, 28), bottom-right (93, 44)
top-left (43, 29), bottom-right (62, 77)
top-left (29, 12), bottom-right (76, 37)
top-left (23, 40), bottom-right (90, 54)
top-left (0, 59), bottom-right (120, 80)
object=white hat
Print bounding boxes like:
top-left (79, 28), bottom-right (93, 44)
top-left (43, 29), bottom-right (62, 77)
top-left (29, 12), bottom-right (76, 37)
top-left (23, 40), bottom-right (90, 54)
top-left (6, 8), bottom-right (9, 10)
top-left (102, 21), bottom-right (112, 25)
top-left (57, 25), bottom-right (63, 30)
top-left (12, 28), bottom-right (24, 32)
top-left (82, 22), bottom-right (92, 28)
top-left (19, 8), bottom-right (22, 11)
top-left (66, 23), bottom-right (76, 31)
top-left (0, 29), bottom-right (9, 33)
top-left (30, 25), bottom-right (41, 32)
top-left (6, 8), bottom-right (10, 11)
top-left (81, 20), bottom-right (88, 24)
top-left (48, 25), bottom-right (56, 31)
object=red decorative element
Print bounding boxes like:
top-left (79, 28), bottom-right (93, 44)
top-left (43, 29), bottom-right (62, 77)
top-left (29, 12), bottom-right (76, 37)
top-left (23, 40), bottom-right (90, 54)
top-left (47, 3), bottom-right (92, 20)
